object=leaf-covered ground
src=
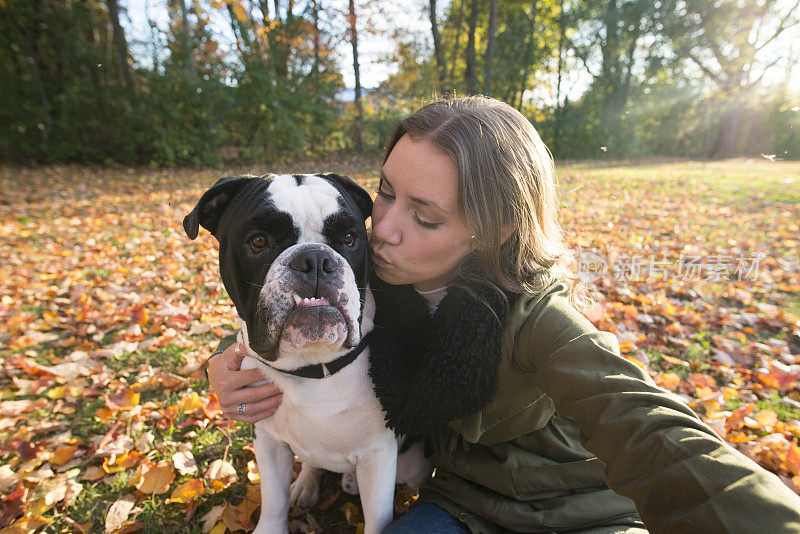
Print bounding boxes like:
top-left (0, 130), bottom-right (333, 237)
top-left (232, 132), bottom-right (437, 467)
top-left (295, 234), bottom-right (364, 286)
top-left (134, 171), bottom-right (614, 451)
top-left (1, 158), bottom-right (799, 533)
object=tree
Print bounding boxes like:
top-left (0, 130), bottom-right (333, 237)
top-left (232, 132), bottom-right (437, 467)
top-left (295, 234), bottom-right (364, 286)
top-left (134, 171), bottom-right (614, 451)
top-left (429, 0), bottom-right (448, 92)
top-left (464, 0), bottom-right (479, 94)
top-left (483, 0), bottom-right (498, 94)
top-left (349, 0), bottom-right (364, 152)
top-left (664, 0), bottom-right (800, 156)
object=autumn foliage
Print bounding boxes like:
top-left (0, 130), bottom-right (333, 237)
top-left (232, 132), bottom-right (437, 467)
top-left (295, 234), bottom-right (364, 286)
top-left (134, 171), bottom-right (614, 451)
top-left (1, 159), bottom-right (799, 533)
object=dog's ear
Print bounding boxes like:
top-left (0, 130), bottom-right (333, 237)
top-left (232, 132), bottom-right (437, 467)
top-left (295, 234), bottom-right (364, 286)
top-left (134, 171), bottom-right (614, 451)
top-left (318, 173), bottom-right (373, 221)
top-left (183, 175), bottom-right (262, 239)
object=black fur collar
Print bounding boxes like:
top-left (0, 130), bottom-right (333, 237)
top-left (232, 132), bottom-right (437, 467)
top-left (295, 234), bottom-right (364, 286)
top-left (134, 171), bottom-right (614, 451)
top-left (367, 271), bottom-right (513, 439)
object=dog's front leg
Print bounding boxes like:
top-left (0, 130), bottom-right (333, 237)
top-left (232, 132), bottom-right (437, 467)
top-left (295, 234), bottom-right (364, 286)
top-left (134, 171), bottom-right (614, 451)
top-left (356, 444), bottom-right (398, 534)
top-left (252, 427), bottom-right (294, 534)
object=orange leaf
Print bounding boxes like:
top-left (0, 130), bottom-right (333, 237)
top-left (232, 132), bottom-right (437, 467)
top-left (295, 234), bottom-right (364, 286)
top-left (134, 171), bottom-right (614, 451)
top-left (105, 388), bottom-right (140, 410)
top-left (656, 372), bottom-right (681, 391)
top-left (203, 393), bottom-right (221, 419)
top-left (51, 444), bottom-right (78, 466)
top-left (134, 460), bottom-right (175, 495)
top-left (166, 478), bottom-right (204, 504)
top-left (102, 451), bottom-right (143, 474)
top-left (755, 409), bottom-right (778, 429)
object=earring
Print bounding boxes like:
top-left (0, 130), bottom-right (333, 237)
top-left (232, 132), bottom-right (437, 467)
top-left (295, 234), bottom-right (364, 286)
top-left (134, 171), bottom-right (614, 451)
top-left (469, 235), bottom-right (477, 240)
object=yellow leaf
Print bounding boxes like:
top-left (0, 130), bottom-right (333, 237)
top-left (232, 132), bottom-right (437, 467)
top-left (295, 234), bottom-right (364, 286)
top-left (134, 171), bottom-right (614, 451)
top-left (178, 392), bottom-right (204, 415)
top-left (46, 386), bottom-right (67, 400)
top-left (208, 522), bottom-right (227, 534)
top-left (166, 478), bottom-right (204, 504)
top-left (134, 460), bottom-right (175, 495)
top-left (342, 501), bottom-right (361, 526)
top-left (246, 460), bottom-right (259, 484)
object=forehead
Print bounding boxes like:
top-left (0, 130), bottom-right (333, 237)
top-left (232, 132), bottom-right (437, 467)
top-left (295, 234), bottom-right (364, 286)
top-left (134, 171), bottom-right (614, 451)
top-left (267, 174), bottom-right (342, 242)
top-left (383, 135), bottom-right (460, 213)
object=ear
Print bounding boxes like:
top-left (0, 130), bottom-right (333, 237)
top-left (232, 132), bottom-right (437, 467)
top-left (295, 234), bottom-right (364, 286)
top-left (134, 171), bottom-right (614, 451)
top-left (183, 175), bottom-right (262, 239)
top-left (318, 173), bottom-right (373, 221)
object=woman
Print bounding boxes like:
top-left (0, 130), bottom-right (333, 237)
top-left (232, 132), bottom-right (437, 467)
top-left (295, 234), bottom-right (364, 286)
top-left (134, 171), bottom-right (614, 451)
top-left (207, 96), bottom-right (800, 533)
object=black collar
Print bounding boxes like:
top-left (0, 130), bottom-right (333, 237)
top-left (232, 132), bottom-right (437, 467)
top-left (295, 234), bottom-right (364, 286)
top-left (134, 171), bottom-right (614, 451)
top-left (265, 332), bottom-right (371, 379)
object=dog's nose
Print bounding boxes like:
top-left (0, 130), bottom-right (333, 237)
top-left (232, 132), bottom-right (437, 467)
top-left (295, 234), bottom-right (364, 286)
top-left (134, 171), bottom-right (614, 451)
top-left (289, 248), bottom-right (337, 282)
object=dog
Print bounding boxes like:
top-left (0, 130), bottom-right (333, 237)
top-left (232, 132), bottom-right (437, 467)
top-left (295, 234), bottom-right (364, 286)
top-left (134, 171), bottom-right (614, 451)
top-left (184, 173), bottom-right (431, 534)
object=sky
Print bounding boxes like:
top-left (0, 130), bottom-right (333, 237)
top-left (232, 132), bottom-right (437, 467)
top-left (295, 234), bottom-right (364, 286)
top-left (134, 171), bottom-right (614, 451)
top-left (121, 0), bottom-right (432, 89)
top-left (119, 0), bottom-right (798, 105)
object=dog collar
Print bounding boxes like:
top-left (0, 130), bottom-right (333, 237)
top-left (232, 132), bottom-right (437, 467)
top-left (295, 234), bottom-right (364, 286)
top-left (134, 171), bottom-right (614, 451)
top-left (265, 333), bottom-right (371, 379)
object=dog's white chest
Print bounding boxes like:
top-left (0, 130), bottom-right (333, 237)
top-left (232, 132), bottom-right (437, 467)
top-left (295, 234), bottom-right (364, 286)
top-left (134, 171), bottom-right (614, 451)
top-left (253, 353), bottom-right (394, 474)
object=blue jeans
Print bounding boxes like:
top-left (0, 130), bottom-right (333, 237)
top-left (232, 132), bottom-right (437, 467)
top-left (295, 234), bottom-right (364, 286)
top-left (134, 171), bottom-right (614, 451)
top-left (384, 502), bottom-right (471, 534)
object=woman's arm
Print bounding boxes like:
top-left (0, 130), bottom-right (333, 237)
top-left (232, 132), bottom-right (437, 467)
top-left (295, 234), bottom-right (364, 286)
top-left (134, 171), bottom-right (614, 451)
top-left (206, 336), bottom-right (283, 423)
top-left (516, 286), bottom-right (800, 533)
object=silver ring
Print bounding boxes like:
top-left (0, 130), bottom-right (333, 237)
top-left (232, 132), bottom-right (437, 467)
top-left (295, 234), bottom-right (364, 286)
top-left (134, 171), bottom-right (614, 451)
top-left (238, 403), bottom-right (246, 416)
top-left (234, 344), bottom-right (243, 357)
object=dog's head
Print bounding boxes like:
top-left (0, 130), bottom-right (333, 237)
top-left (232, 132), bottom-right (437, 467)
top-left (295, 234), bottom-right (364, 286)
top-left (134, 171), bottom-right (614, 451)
top-left (183, 173), bottom-right (372, 365)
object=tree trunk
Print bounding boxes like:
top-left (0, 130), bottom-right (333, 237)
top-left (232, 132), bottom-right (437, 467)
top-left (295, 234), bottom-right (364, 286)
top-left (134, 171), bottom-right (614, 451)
top-left (311, 0), bottom-right (320, 76)
top-left (106, 0), bottom-right (136, 102)
top-left (349, 0), bottom-right (363, 152)
top-left (448, 0), bottom-right (466, 83)
top-left (429, 0), bottom-right (447, 92)
top-left (553, 0), bottom-right (565, 153)
top-left (177, 0), bottom-right (196, 78)
top-left (483, 0), bottom-right (498, 95)
top-left (515, 0), bottom-right (538, 109)
top-left (464, 0), bottom-right (479, 94)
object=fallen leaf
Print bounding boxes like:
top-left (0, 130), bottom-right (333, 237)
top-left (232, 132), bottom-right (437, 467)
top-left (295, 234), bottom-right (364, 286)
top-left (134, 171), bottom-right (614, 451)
top-left (204, 460), bottom-right (237, 489)
top-left (172, 451), bottom-right (198, 476)
top-left (166, 478), bottom-right (204, 504)
top-left (105, 494), bottom-right (136, 533)
top-left (134, 460), bottom-right (175, 495)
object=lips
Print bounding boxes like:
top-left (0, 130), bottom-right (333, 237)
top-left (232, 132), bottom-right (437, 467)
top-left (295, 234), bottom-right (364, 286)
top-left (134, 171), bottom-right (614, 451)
top-left (370, 248), bottom-right (391, 267)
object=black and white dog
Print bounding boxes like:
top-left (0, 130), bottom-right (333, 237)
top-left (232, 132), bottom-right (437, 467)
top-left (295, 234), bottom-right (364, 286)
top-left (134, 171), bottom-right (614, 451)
top-left (184, 173), bottom-right (430, 534)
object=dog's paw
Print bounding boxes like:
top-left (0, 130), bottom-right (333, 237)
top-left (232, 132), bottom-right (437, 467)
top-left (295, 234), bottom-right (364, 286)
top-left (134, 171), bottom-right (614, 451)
top-left (289, 466), bottom-right (321, 508)
top-left (340, 472), bottom-right (360, 495)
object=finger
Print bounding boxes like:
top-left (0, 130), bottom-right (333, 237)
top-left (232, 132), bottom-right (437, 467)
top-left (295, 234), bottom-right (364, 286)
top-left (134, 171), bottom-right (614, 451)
top-left (222, 393), bottom-right (283, 421)
top-left (224, 367), bottom-right (267, 390)
top-left (222, 402), bottom-right (280, 424)
top-left (220, 383), bottom-right (282, 407)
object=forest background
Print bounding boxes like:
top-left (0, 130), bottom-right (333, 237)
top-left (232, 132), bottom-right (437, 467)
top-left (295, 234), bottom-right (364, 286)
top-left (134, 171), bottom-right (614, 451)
top-left (2, 0), bottom-right (799, 166)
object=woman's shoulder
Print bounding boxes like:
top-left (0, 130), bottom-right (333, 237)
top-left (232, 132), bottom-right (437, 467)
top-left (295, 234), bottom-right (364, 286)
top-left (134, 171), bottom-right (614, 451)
top-left (505, 275), bottom-right (606, 370)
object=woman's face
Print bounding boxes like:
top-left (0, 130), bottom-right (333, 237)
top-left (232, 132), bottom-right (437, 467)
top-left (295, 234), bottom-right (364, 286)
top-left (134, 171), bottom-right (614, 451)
top-left (370, 134), bottom-right (473, 291)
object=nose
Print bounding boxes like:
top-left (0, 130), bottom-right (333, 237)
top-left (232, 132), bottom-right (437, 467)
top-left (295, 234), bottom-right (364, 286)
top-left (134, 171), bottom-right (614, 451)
top-left (289, 248), bottom-right (338, 289)
top-left (371, 204), bottom-right (401, 246)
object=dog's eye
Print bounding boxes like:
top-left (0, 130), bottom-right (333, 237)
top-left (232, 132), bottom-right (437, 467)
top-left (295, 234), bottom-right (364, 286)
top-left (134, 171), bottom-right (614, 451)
top-left (250, 235), bottom-right (270, 251)
top-left (342, 231), bottom-right (356, 247)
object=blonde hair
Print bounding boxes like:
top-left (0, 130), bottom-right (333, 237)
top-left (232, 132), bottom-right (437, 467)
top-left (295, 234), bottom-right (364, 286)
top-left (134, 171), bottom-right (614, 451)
top-left (383, 96), bottom-right (585, 307)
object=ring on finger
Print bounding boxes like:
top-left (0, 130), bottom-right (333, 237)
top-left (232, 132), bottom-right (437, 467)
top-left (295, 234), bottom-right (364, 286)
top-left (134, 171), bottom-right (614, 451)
top-left (238, 403), bottom-right (246, 416)
top-left (234, 344), bottom-right (243, 357)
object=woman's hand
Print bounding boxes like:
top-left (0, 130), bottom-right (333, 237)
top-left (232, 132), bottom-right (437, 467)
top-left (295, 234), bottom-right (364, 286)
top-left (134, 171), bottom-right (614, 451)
top-left (207, 342), bottom-right (283, 424)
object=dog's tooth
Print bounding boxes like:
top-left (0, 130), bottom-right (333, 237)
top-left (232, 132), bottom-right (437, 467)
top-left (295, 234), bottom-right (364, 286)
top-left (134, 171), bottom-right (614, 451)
top-left (293, 294), bottom-right (301, 305)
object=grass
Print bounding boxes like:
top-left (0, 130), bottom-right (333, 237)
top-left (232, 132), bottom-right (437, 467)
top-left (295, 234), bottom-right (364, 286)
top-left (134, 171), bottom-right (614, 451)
top-left (0, 157), bottom-right (799, 533)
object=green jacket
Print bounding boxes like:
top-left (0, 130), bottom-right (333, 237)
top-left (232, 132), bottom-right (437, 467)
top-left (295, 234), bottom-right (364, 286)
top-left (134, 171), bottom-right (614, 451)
top-left (420, 278), bottom-right (800, 533)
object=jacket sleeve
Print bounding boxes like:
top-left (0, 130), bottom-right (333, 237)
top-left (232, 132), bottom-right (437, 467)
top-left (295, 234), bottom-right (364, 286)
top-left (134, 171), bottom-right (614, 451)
top-left (515, 284), bottom-right (800, 533)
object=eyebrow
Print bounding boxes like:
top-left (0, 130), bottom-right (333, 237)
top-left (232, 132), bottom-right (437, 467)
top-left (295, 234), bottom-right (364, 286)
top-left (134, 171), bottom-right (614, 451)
top-left (380, 171), bottom-right (452, 215)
